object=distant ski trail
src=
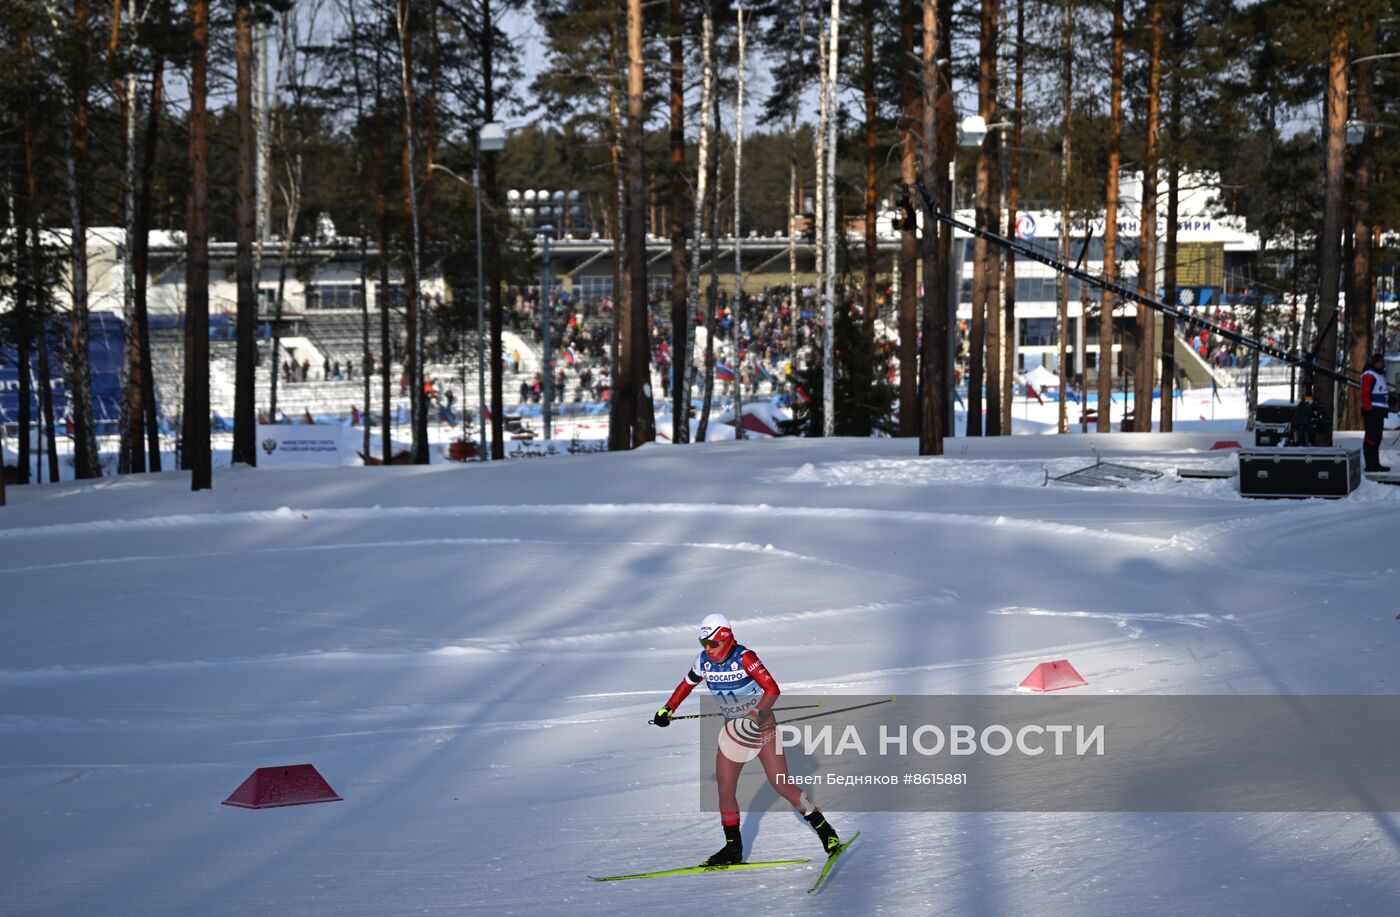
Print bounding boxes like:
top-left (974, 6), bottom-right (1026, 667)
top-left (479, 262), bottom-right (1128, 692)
top-left (0, 501), bottom-right (1168, 546)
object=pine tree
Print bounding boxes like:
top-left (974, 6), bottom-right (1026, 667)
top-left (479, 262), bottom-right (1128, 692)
top-left (781, 303), bottom-right (896, 436)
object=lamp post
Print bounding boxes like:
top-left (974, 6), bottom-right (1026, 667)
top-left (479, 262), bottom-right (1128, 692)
top-left (539, 225), bottom-right (555, 441)
top-left (429, 122), bottom-right (504, 460)
top-left (957, 115), bottom-right (1013, 431)
top-left (476, 124), bottom-right (505, 457)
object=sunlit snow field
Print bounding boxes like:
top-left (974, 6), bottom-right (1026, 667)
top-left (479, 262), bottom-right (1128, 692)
top-left (3, 421), bottom-right (1399, 916)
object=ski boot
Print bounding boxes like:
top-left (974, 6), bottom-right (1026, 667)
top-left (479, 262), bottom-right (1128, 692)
top-left (805, 810), bottom-right (841, 856)
top-left (704, 825), bottom-right (743, 867)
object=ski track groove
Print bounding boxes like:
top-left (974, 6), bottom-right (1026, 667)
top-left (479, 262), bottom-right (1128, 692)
top-left (0, 501), bottom-right (1169, 547)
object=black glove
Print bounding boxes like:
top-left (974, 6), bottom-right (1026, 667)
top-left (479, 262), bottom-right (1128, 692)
top-left (748, 708), bottom-right (777, 730)
top-left (652, 706), bottom-right (673, 727)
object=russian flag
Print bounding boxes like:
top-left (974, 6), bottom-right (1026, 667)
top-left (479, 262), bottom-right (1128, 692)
top-left (795, 385), bottom-right (810, 404)
top-left (715, 363), bottom-right (736, 381)
top-left (564, 345), bottom-right (577, 366)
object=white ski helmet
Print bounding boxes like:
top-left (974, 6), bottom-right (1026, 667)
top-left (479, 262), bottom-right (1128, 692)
top-left (699, 613), bottom-right (734, 650)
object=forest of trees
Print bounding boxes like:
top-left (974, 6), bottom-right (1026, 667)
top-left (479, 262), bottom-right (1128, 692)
top-left (3, 0), bottom-right (1398, 501)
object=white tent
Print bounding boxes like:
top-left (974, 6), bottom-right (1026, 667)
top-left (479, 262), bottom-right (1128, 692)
top-left (1023, 364), bottom-right (1061, 390)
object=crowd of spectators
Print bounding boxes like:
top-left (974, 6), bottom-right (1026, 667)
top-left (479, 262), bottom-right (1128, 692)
top-left (502, 283), bottom-right (907, 409)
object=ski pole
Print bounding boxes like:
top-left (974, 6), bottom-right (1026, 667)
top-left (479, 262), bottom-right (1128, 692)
top-left (775, 696), bottom-right (895, 725)
top-left (654, 703), bottom-right (826, 724)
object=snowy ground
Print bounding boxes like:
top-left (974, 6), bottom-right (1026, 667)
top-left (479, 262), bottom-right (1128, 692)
top-left (3, 406), bottom-right (1400, 915)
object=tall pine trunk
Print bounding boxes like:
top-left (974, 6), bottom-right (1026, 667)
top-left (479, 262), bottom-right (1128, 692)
top-left (974, 0), bottom-right (1002, 436)
top-left (132, 59), bottom-right (165, 472)
top-left (862, 0), bottom-right (878, 335)
top-left (185, 0), bottom-right (212, 489)
top-left (668, 0), bottom-right (688, 443)
top-left (628, 0), bottom-right (654, 446)
top-left (1160, 13), bottom-right (1182, 433)
top-left (898, 0), bottom-right (918, 437)
top-left (1133, 0), bottom-right (1162, 432)
top-left (1343, 17), bottom-right (1376, 431)
top-left (815, 15), bottom-right (828, 286)
top-left (481, 0), bottom-right (504, 460)
top-left (607, 17), bottom-right (634, 452)
top-left (918, 0), bottom-right (948, 455)
top-left (1097, 0), bottom-right (1122, 433)
top-left (116, 0), bottom-right (139, 474)
top-left (395, 0), bottom-right (427, 462)
top-left (1313, 21), bottom-right (1347, 443)
top-left (790, 8), bottom-right (805, 332)
top-left (233, 0), bottom-right (257, 465)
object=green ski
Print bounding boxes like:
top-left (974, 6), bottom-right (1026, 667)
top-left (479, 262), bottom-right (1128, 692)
top-left (807, 831), bottom-right (860, 894)
top-left (590, 857), bottom-right (811, 882)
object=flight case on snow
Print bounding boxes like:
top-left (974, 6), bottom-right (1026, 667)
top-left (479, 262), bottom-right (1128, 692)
top-left (1255, 400), bottom-right (1297, 424)
top-left (1254, 423), bottom-right (1290, 447)
top-left (1237, 446), bottom-right (1361, 499)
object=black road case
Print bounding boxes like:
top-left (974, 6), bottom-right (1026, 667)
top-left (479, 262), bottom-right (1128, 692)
top-left (1237, 447), bottom-right (1361, 499)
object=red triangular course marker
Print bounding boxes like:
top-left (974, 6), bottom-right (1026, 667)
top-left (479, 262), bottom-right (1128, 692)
top-left (1019, 659), bottom-right (1088, 693)
top-left (222, 764), bottom-right (343, 809)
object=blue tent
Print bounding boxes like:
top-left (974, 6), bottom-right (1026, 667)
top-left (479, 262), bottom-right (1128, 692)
top-left (1, 313), bottom-right (129, 432)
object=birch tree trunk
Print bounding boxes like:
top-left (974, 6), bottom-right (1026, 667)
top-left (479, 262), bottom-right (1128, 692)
top-left (64, 0), bottom-right (101, 478)
top-left (269, 152), bottom-right (301, 423)
top-left (733, 0), bottom-right (747, 440)
top-left (699, 88), bottom-right (723, 443)
top-left (688, 6), bottom-right (714, 443)
top-left (822, 0), bottom-right (841, 437)
top-left (233, 0), bottom-right (258, 465)
top-left (1055, 0), bottom-right (1071, 435)
top-left (39, 293), bottom-right (62, 483)
top-left (1002, 0), bottom-right (1022, 434)
top-left (862, 0), bottom-right (877, 335)
top-left (693, 8), bottom-right (715, 442)
top-left (973, 0), bottom-right (1002, 436)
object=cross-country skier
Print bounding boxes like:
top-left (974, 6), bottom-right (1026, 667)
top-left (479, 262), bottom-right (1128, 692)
top-left (651, 613), bottom-right (842, 866)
